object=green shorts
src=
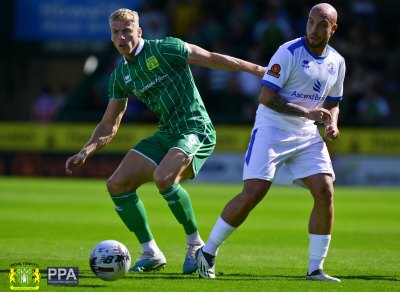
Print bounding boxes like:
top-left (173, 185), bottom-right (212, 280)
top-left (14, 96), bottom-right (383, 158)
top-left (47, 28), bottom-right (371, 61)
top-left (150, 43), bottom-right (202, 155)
top-left (132, 123), bottom-right (216, 178)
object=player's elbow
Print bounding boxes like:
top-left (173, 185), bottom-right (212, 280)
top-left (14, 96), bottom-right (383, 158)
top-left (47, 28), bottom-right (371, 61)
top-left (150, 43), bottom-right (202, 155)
top-left (259, 95), bottom-right (270, 106)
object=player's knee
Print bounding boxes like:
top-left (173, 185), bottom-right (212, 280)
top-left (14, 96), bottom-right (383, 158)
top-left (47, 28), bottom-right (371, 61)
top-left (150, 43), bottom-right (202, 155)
top-left (153, 171), bottom-right (175, 191)
top-left (313, 184), bottom-right (334, 206)
top-left (106, 178), bottom-right (125, 195)
top-left (241, 180), bottom-right (269, 205)
top-left (241, 188), bottom-right (267, 208)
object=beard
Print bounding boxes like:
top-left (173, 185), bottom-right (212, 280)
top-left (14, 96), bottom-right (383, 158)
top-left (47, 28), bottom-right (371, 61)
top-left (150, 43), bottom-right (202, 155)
top-left (306, 35), bottom-right (327, 49)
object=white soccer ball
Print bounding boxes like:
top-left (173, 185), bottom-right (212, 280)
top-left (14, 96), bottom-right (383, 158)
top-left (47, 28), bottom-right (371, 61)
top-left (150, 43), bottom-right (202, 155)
top-left (89, 240), bottom-right (131, 281)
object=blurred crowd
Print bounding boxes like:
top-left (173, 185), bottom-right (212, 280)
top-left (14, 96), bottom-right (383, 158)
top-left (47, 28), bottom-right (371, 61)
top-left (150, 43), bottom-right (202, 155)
top-left (57, 0), bottom-right (399, 127)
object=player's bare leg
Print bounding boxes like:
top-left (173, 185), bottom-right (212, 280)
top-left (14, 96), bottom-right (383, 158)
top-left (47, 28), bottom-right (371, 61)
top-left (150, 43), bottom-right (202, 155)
top-left (107, 150), bottom-right (166, 272)
top-left (107, 150), bottom-right (155, 194)
top-left (154, 148), bottom-right (204, 273)
top-left (198, 179), bottom-right (271, 278)
top-left (221, 179), bottom-right (271, 227)
top-left (303, 174), bottom-right (340, 282)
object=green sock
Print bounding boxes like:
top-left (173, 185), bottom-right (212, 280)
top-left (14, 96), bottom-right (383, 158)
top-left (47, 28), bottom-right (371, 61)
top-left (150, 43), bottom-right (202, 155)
top-left (111, 191), bottom-right (153, 244)
top-left (160, 183), bottom-right (197, 235)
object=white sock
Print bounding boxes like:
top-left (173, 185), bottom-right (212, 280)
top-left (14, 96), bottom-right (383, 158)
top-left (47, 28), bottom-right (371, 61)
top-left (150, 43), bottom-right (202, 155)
top-left (203, 217), bottom-right (237, 256)
top-left (186, 230), bottom-right (204, 246)
top-left (141, 239), bottom-right (160, 255)
top-left (308, 234), bottom-right (331, 274)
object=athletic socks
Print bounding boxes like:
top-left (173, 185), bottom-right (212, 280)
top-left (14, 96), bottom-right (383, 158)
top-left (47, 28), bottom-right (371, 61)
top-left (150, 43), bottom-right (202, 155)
top-left (141, 239), bottom-right (161, 255)
top-left (111, 191), bottom-right (153, 244)
top-left (203, 216), bottom-right (237, 256)
top-left (186, 230), bottom-right (204, 246)
top-left (160, 183), bottom-right (197, 235)
top-left (308, 234), bottom-right (331, 274)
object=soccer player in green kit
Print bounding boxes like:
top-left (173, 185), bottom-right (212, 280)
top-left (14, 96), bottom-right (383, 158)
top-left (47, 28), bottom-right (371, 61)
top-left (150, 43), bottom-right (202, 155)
top-left (65, 8), bottom-right (265, 274)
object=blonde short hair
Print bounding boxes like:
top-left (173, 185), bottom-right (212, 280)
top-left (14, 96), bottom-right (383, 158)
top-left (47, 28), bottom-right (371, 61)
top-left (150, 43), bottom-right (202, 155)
top-left (109, 8), bottom-right (139, 25)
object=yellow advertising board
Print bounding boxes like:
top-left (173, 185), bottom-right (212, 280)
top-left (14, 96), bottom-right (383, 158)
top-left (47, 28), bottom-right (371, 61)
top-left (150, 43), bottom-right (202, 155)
top-left (0, 123), bottom-right (399, 155)
top-left (325, 128), bottom-right (400, 155)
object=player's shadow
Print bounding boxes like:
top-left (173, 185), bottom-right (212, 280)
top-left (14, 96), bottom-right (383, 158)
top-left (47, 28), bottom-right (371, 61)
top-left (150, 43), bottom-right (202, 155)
top-left (75, 284), bottom-right (107, 288)
top-left (124, 272), bottom-right (305, 281)
top-left (214, 273), bottom-right (304, 281)
top-left (124, 272), bottom-right (400, 282)
top-left (339, 275), bottom-right (399, 282)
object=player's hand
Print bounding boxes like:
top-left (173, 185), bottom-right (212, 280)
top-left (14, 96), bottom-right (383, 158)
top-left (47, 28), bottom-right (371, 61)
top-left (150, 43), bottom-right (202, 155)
top-left (324, 124), bottom-right (340, 141)
top-left (305, 108), bottom-right (332, 124)
top-left (65, 153), bottom-right (87, 174)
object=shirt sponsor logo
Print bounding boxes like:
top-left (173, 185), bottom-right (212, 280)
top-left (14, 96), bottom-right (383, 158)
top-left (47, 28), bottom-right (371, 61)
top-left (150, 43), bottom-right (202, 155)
top-left (139, 74), bottom-right (168, 94)
top-left (291, 91), bottom-right (322, 100)
top-left (267, 64), bottom-right (281, 78)
top-left (313, 80), bottom-right (321, 93)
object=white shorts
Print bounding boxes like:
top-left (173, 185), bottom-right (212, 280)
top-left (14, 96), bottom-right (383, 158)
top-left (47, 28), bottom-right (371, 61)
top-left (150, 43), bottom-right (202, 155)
top-left (243, 126), bottom-right (335, 186)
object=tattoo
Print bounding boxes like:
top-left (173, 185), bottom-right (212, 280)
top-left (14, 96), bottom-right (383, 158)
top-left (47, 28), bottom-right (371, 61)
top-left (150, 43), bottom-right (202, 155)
top-left (266, 94), bottom-right (307, 116)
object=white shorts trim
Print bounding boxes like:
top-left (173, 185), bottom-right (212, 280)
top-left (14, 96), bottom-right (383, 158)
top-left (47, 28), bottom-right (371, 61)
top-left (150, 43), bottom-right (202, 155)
top-left (130, 149), bottom-right (158, 167)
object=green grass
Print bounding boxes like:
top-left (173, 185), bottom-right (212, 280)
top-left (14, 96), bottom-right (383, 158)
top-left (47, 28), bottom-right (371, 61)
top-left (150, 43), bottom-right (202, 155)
top-left (1, 177), bottom-right (399, 291)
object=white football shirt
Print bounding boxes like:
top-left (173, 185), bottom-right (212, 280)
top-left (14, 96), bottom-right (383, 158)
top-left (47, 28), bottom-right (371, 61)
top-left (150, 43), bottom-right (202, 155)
top-left (257, 37), bottom-right (346, 132)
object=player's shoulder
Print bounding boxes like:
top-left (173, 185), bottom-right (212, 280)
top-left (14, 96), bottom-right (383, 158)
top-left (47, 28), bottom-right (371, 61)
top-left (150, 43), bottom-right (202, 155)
top-left (280, 37), bottom-right (305, 56)
top-left (147, 37), bottom-right (185, 47)
top-left (109, 58), bottom-right (124, 77)
top-left (327, 45), bottom-right (345, 62)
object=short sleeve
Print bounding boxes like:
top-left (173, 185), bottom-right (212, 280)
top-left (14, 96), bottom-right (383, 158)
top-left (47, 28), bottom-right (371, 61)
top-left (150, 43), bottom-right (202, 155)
top-left (261, 46), bottom-right (293, 92)
top-left (326, 59), bottom-right (346, 102)
top-left (108, 70), bottom-right (128, 100)
top-left (158, 37), bottom-right (189, 65)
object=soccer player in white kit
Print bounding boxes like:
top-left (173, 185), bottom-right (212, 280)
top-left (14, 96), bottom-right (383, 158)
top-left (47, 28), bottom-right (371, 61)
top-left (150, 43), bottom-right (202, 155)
top-left (197, 3), bottom-right (345, 282)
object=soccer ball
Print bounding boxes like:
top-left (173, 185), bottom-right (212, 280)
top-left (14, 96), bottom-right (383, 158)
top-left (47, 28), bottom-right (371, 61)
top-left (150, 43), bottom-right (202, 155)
top-left (89, 240), bottom-right (131, 281)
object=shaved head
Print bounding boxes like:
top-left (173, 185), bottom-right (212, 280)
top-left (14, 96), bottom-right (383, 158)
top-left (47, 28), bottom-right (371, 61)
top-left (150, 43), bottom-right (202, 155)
top-left (305, 3), bottom-right (338, 55)
top-left (310, 3), bottom-right (337, 24)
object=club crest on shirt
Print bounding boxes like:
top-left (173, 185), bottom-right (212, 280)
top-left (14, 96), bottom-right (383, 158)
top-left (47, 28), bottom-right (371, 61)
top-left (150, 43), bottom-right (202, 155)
top-left (327, 62), bottom-right (336, 75)
top-left (267, 64), bottom-right (281, 78)
top-left (146, 56), bottom-right (159, 70)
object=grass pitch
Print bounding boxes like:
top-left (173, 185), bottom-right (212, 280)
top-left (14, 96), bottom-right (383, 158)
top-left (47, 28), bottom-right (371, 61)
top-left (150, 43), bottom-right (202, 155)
top-left (1, 177), bottom-right (399, 291)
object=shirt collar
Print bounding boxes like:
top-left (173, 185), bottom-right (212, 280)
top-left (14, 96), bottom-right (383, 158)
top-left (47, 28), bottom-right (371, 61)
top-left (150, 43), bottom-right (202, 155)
top-left (123, 38), bottom-right (144, 64)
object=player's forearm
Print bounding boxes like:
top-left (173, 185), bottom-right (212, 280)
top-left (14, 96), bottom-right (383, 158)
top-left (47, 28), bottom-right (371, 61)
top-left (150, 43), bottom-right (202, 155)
top-left (79, 123), bottom-right (117, 157)
top-left (260, 93), bottom-right (308, 117)
top-left (322, 100), bottom-right (340, 126)
top-left (327, 106), bottom-right (339, 126)
top-left (188, 44), bottom-right (264, 77)
top-left (208, 53), bottom-right (264, 77)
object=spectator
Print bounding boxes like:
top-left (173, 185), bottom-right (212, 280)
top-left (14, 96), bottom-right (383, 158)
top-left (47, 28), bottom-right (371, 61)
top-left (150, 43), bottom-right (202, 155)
top-left (356, 87), bottom-right (390, 126)
top-left (139, 2), bottom-right (168, 39)
top-left (253, 0), bottom-right (294, 59)
top-left (54, 84), bottom-right (71, 115)
top-left (30, 86), bottom-right (57, 122)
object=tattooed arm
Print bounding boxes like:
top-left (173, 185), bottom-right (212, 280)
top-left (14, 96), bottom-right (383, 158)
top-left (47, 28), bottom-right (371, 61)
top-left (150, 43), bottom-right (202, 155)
top-left (259, 85), bottom-right (332, 124)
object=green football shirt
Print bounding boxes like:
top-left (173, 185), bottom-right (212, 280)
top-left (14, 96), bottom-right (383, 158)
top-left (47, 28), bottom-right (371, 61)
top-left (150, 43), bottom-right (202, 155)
top-left (108, 37), bottom-right (213, 135)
